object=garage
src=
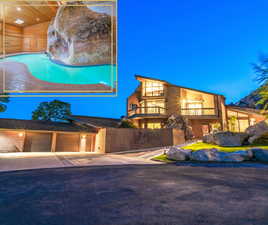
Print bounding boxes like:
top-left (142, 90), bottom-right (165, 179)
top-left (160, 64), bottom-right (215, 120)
top-left (24, 132), bottom-right (52, 152)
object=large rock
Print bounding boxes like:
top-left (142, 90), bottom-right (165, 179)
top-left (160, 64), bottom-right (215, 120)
top-left (246, 120), bottom-right (268, 144)
top-left (252, 148), bottom-right (268, 162)
top-left (216, 150), bottom-right (253, 162)
top-left (203, 132), bottom-right (248, 147)
top-left (47, 1), bottom-right (116, 66)
top-left (166, 147), bottom-right (191, 161)
top-left (190, 149), bottom-right (252, 162)
top-left (190, 149), bottom-right (219, 161)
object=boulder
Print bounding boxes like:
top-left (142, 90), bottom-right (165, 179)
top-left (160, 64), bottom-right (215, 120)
top-left (166, 147), bottom-right (191, 161)
top-left (215, 150), bottom-right (252, 162)
top-left (203, 131), bottom-right (248, 147)
top-left (246, 120), bottom-right (268, 144)
top-left (202, 134), bottom-right (214, 144)
top-left (190, 149), bottom-right (252, 162)
top-left (252, 148), bottom-right (268, 162)
top-left (190, 148), bottom-right (219, 161)
top-left (47, 2), bottom-right (116, 66)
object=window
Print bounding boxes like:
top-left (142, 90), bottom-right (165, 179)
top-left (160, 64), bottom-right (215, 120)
top-left (147, 122), bottom-right (161, 129)
top-left (142, 81), bottom-right (164, 96)
top-left (250, 118), bottom-right (256, 126)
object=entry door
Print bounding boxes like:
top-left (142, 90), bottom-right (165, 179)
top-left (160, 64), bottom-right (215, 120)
top-left (202, 125), bottom-right (210, 136)
top-left (24, 132), bottom-right (52, 152)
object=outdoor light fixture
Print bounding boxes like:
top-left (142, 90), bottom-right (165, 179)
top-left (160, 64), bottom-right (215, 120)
top-left (18, 132), bottom-right (24, 137)
top-left (16, 7), bottom-right (22, 11)
top-left (81, 135), bottom-right (86, 139)
top-left (36, 18), bottom-right (40, 22)
top-left (14, 19), bottom-right (24, 25)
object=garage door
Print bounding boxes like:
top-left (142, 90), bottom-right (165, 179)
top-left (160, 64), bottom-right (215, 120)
top-left (56, 133), bottom-right (80, 152)
top-left (24, 132), bottom-right (52, 152)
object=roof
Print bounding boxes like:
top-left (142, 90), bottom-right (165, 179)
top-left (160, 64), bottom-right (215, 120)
top-left (226, 105), bottom-right (267, 116)
top-left (69, 115), bottom-right (121, 128)
top-left (0, 118), bottom-right (97, 133)
top-left (135, 74), bottom-right (224, 97)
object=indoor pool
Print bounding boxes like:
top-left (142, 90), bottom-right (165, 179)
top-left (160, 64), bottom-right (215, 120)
top-left (1, 54), bottom-right (116, 87)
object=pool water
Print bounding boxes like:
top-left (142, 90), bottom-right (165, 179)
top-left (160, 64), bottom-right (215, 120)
top-left (1, 54), bottom-right (116, 87)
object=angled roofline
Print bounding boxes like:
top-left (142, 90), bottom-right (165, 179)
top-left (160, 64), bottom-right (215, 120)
top-left (135, 74), bottom-right (225, 97)
top-left (226, 105), bottom-right (268, 116)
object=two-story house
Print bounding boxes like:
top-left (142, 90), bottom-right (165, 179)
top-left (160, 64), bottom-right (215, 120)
top-left (127, 75), bottom-right (266, 138)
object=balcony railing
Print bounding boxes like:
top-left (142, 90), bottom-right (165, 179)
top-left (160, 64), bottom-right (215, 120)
top-left (143, 90), bottom-right (164, 97)
top-left (129, 106), bottom-right (166, 116)
top-left (180, 108), bottom-right (216, 116)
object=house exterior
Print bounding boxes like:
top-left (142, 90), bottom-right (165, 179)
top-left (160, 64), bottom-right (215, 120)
top-left (127, 75), bottom-right (267, 138)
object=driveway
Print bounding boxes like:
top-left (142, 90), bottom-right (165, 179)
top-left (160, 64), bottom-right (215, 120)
top-left (0, 150), bottom-right (163, 172)
top-left (0, 164), bottom-right (268, 225)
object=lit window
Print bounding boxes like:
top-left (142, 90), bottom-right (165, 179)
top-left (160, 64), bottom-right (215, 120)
top-left (142, 81), bottom-right (164, 96)
top-left (250, 118), bottom-right (256, 126)
top-left (140, 100), bottom-right (165, 114)
top-left (147, 122), bottom-right (161, 129)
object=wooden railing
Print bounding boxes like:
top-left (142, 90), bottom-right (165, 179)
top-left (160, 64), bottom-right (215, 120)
top-left (180, 108), bottom-right (216, 116)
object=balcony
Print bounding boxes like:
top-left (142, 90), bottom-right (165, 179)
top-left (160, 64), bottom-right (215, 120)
top-left (128, 106), bottom-right (166, 118)
top-left (180, 108), bottom-right (216, 116)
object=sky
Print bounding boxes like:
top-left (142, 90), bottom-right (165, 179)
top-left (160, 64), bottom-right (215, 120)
top-left (1, 0), bottom-right (268, 120)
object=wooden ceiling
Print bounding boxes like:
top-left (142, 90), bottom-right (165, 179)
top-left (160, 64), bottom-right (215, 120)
top-left (0, 1), bottom-right (58, 27)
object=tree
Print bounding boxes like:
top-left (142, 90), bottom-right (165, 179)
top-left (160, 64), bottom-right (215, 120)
top-left (0, 94), bottom-right (9, 112)
top-left (119, 119), bottom-right (136, 128)
top-left (32, 100), bottom-right (71, 122)
top-left (253, 55), bottom-right (268, 110)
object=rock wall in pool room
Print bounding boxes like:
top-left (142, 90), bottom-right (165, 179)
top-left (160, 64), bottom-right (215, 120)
top-left (47, 1), bottom-right (116, 66)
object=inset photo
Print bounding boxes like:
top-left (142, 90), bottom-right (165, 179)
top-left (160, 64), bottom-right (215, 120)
top-left (0, 0), bottom-right (117, 95)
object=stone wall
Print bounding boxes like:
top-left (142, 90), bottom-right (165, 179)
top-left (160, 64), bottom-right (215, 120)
top-left (103, 128), bottom-right (185, 153)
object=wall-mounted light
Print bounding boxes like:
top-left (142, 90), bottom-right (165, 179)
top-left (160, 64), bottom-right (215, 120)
top-left (36, 18), bottom-right (40, 22)
top-left (18, 132), bottom-right (24, 137)
top-left (81, 134), bottom-right (86, 139)
top-left (16, 7), bottom-right (22, 11)
top-left (14, 19), bottom-right (24, 25)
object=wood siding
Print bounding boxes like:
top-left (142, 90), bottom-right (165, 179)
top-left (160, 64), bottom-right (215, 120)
top-left (0, 131), bottom-right (25, 152)
top-left (2, 23), bottom-right (23, 54)
top-left (22, 21), bottom-right (50, 52)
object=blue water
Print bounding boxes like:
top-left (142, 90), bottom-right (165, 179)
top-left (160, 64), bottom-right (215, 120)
top-left (1, 54), bottom-right (116, 87)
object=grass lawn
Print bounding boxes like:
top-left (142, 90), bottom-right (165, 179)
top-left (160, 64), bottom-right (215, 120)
top-left (152, 154), bottom-right (175, 163)
top-left (182, 142), bottom-right (268, 152)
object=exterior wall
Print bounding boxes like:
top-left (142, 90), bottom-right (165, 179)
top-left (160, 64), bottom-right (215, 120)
top-left (166, 86), bottom-right (180, 115)
top-left (189, 119), bottom-right (221, 138)
top-left (103, 128), bottom-right (185, 153)
top-left (95, 128), bottom-right (106, 153)
top-left (0, 131), bottom-right (25, 152)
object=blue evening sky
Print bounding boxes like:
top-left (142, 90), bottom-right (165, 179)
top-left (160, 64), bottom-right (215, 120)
top-left (1, 0), bottom-right (268, 119)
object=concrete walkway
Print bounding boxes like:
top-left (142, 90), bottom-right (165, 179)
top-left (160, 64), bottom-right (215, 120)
top-left (0, 151), bottom-right (162, 172)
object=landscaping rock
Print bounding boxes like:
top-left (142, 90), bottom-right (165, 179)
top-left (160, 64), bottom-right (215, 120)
top-left (47, 2), bottom-right (116, 66)
top-left (166, 147), bottom-right (191, 161)
top-left (252, 148), bottom-right (268, 162)
top-left (190, 149), bottom-right (219, 161)
top-left (216, 150), bottom-right (253, 162)
top-left (203, 131), bottom-right (248, 147)
top-left (246, 120), bottom-right (268, 144)
top-left (190, 149), bottom-right (252, 162)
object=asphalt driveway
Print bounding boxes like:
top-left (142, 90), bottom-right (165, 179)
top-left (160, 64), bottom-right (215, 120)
top-left (1, 164), bottom-right (268, 225)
